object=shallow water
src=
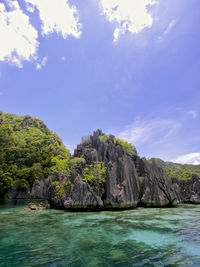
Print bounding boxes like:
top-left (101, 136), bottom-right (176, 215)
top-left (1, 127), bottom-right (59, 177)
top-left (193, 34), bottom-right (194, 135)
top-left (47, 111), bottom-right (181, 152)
top-left (0, 202), bottom-right (200, 267)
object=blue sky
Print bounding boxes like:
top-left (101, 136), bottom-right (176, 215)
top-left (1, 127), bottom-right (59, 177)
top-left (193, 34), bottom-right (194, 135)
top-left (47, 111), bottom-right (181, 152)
top-left (0, 0), bottom-right (200, 164)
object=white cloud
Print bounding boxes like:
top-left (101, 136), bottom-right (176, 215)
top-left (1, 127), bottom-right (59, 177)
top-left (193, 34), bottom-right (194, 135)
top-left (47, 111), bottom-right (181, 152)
top-left (174, 153), bottom-right (200, 165)
top-left (117, 118), bottom-right (180, 146)
top-left (36, 56), bottom-right (48, 70)
top-left (100, 0), bottom-right (157, 42)
top-left (0, 0), bottom-right (38, 67)
top-left (26, 0), bottom-right (82, 39)
top-left (26, 2), bottom-right (35, 13)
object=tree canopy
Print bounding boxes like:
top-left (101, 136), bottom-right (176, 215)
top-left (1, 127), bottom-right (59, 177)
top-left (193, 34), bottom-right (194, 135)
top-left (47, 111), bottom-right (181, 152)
top-left (0, 111), bottom-right (71, 197)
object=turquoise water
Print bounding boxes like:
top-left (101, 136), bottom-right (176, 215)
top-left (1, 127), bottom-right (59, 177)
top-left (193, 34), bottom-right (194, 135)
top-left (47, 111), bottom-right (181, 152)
top-left (0, 202), bottom-right (200, 266)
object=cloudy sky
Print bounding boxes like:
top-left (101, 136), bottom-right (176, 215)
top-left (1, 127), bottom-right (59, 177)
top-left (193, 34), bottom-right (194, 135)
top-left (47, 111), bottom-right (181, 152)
top-left (0, 0), bottom-right (200, 164)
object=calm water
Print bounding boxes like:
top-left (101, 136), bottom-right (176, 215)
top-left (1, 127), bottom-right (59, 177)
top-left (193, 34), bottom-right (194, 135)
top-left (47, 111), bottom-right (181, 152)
top-left (0, 202), bottom-right (200, 267)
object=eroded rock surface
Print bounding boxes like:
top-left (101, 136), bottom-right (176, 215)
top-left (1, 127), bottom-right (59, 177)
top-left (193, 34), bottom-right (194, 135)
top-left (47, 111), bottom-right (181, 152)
top-left (172, 175), bottom-right (200, 204)
top-left (30, 130), bottom-right (180, 209)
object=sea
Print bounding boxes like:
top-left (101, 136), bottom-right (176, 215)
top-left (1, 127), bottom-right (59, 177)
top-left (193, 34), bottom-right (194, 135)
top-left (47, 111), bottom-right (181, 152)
top-left (0, 201), bottom-right (200, 266)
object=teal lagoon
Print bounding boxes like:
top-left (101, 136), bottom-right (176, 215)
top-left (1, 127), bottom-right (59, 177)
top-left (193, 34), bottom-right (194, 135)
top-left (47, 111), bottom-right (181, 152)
top-left (0, 202), bottom-right (200, 266)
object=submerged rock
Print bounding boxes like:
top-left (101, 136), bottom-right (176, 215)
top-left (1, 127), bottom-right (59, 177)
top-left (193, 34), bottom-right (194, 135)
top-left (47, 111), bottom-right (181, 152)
top-left (25, 200), bottom-right (50, 211)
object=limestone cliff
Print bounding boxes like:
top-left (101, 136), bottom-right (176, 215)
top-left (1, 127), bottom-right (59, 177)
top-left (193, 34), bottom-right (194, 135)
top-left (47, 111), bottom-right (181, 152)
top-left (31, 130), bottom-right (180, 209)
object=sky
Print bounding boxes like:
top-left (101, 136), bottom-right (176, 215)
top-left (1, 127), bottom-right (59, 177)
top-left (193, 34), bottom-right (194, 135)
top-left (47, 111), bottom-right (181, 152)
top-left (0, 0), bottom-right (200, 165)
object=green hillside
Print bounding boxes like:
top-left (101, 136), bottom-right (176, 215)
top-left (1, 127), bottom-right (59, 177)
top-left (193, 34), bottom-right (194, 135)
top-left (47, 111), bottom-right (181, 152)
top-left (0, 111), bottom-right (71, 197)
top-left (148, 158), bottom-right (200, 180)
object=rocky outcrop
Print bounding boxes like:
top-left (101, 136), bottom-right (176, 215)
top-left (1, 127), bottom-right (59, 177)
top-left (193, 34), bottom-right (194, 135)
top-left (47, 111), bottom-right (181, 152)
top-left (172, 175), bottom-right (200, 203)
top-left (73, 130), bottom-right (141, 209)
top-left (9, 130), bottom-right (199, 210)
top-left (28, 200), bottom-right (49, 210)
top-left (137, 159), bottom-right (177, 206)
top-left (30, 130), bottom-right (180, 209)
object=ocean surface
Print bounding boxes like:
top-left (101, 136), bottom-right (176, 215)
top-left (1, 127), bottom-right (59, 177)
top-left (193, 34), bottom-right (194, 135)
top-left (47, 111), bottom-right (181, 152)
top-left (0, 201), bottom-right (200, 267)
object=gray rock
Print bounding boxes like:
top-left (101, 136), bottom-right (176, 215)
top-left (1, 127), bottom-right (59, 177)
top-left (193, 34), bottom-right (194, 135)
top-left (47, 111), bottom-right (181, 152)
top-left (172, 175), bottom-right (200, 203)
top-left (46, 130), bottom-right (178, 209)
top-left (22, 130), bottom-right (200, 209)
top-left (138, 159), bottom-right (177, 206)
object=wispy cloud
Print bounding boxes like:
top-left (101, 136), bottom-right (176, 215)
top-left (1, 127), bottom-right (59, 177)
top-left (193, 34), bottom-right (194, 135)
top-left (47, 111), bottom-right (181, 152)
top-left (36, 56), bottom-right (48, 70)
top-left (187, 110), bottom-right (198, 119)
top-left (117, 118), bottom-right (180, 146)
top-left (158, 19), bottom-right (176, 42)
top-left (100, 0), bottom-right (157, 43)
top-left (174, 152), bottom-right (200, 165)
top-left (114, 108), bottom-right (200, 163)
top-left (163, 19), bottom-right (176, 35)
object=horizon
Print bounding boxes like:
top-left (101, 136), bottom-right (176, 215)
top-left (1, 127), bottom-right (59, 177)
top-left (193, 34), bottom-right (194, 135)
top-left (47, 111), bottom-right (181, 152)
top-left (1, 0), bottom-right (200, 165)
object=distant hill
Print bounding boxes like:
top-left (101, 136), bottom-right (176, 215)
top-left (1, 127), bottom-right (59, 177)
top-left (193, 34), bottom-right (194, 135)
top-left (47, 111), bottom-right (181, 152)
top-left (148, 158), bottom-right (200, 180)
top-left (0, 111), bottom-right (71, 197)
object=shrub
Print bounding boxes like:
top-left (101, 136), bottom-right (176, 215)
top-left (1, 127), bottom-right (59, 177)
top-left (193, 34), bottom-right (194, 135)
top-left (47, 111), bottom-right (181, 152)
top-left (70, 157), bottom-right (86, 168)
top-left (98, 134), bottom-right (109, 143)
top-left (51, 180), bottom-right (71, 197)
top-left (83, 161), bottom-right (107, 184)
top-left (114, 138), bottom-right (137, 156)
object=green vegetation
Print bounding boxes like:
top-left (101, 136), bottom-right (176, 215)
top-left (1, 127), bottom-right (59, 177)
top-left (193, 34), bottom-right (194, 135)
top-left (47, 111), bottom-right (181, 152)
top-left (114, 138), bottom-right (137, 156)
top-left (98, 134), bottom-right (109, 143)
top-left (0, 111), bottom-right (71, 197)
top-left (148, 158), bottom-right (200, 180)
top-left (70, 157), bottom-right (86, 168)
top-left (83, 161), bottom-right (107, 186)
top-left (51, 180), bottom-right (71, 197)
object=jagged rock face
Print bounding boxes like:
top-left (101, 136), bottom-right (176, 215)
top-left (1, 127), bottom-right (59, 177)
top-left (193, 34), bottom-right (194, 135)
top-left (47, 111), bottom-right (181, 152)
top-left (31, 130), bottom-right (200, 209)
top-left (172, 175), bottom-right (200, 203)
top-left (138, 160), bottom-right (177, 206)
top-left (74, 130), bottom-right (141, 208)
top-left (31, 130), bottom-right (177, 209)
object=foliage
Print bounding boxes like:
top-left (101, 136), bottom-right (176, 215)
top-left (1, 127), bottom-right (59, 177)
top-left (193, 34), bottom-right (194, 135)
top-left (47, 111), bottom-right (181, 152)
top-left (0, 172), bottom-right (14, 195)
top-left (114, 138), bottom-right (137, 156)
top-left (70, 157), bottom-right (86, 168)
top-left (148, 158), bottom-right (200, 180)
top-left (50, 156), bottom-right (71, 176)
top-left (98, 134), bottom-right (109, 143)
top-left (51, 180), bottom-right (71, 197)
top-left (83, 161), bottom-right (107, 185)
top-left (0, 111), bottom-right (71, 197)
top-left (17, 179), bottom-right (30, 193)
